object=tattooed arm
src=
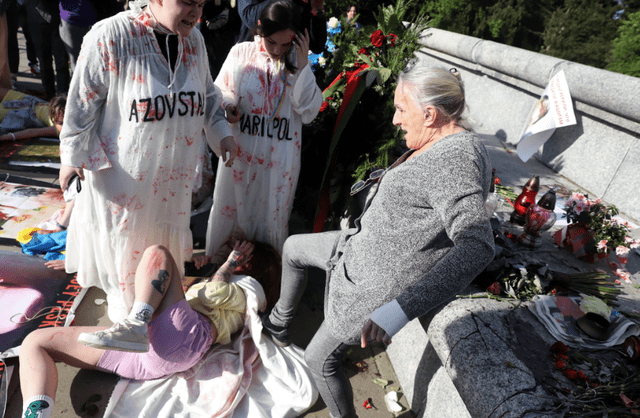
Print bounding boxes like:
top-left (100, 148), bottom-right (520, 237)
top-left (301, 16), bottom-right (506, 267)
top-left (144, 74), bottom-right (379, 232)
top-left (211, 241), bottom-right (254, 283)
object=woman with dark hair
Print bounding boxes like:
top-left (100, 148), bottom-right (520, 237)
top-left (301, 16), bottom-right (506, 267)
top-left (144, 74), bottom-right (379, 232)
top-left (204, 0), bottom-right (322, 263)
top-left (236, 0), bottom-right (326, 54)
top-left (0, 89), bottom-right (66, 141)
top-left (345, 4), bottom-right (361, 31)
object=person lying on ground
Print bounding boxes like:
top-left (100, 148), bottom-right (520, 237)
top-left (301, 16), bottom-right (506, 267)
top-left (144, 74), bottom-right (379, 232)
top-left (18, 240), bottom-right (280, 418)
top-left (0, 89), bottom-right (66, 141)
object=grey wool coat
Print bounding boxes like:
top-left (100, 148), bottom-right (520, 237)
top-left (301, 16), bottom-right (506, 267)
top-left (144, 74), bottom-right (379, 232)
top-left (325, 130), bottom-right (496, 343)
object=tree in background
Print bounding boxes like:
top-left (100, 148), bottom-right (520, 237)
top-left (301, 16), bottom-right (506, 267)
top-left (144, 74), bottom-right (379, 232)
top-left (541, 0), bottom-right (621, 68)
top-left (411, 0), bottom-right (558, 52)
top-left (608, 11), bottom-right (640, 76)
top-left (408, 0), bottom-right (640, 76)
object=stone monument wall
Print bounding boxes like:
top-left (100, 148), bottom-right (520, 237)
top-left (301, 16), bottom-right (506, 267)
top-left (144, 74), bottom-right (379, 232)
top-left (414, 28), bottom-right (640, 222)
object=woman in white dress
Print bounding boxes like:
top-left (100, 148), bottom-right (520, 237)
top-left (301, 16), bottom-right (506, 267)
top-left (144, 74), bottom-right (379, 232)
top-left (205, 0), bottom-right (322, 263)
top-left (58, 0), bottom-right (237, 322)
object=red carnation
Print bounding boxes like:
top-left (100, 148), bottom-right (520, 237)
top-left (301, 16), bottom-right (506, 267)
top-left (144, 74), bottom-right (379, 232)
top-left (487, 282), bottom-right (502, 295)
top-left (358, 47), bottom-right (368, 54)
top-left (554, 360), bottom-right (567, 370)
top-left (319, 101), bottom-right (329, 112)
top-left (551, 341), bottom-right (569, 355)
top-left (387, 33), bottom-right (398, 46)
top-left (494, 177), bottom-right (501, 185)
top-left (576, 370), bottom-right (588, 381)
top-left (370, 30), bottom-right (385, 47)
top-left (562, 368), bottom-right (578, 380)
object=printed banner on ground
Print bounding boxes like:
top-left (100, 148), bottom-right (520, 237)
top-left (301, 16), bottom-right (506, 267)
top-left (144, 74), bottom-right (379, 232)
top-left (517, 70), bottom-right (576, 162)
top-left (0, 181), bottom-right (65, 244)
top-left (0, 251), bottom-right (85, 359)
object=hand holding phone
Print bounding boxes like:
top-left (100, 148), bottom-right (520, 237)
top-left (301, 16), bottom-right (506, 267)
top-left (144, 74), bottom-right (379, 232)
top-left (59, 164), bottom-right (84, 191)
top-left (225, 99), bottom-right (241, 124)
top-left (294, 29), bottom-right (311, 70)
top-left (63, 174), bottom-right (81, 202)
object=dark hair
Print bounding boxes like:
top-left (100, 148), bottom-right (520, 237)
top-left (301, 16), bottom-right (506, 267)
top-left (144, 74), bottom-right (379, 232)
top-left (234, 241), bottom-right (282, 312)
top-left (48, 93), bottom-right (67, 126)
top-left (255, 0), bottom-right (301, 73)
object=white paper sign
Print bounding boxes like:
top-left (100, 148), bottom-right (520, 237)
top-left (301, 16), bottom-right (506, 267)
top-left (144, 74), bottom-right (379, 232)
top-left (517, 70), bottom-right (576, 162)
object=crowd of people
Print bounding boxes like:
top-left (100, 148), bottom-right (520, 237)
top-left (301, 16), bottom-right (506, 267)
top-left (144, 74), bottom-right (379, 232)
top-left (7, 1), bottom-right (496, 417)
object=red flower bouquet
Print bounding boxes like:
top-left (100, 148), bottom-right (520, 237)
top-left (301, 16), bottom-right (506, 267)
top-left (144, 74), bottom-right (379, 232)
top-left (370, 29), bottom-right (385, 47)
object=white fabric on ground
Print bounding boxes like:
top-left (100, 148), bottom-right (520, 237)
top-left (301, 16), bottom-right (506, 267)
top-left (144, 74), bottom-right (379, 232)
top-left (104, 275), bottom-right (318, 418)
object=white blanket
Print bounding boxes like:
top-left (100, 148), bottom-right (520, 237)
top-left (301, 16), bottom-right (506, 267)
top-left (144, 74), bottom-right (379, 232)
top-left (104, 276), bottom-right (318, 417)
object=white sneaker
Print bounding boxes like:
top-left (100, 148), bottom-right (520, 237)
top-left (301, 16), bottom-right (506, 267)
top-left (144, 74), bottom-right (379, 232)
top-left (78, 318), bottom-right (149, 352)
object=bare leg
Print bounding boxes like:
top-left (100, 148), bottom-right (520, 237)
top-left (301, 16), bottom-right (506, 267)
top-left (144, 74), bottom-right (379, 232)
top-left (19, 245), bottom-right (185, 401)
top-left (133, 244), bottom-right (185, 320)
top-left (19, 325), bottom-right (108, 400)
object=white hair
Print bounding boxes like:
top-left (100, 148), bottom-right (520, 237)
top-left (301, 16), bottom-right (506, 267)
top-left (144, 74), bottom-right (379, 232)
top-left (397, 66), bottom-right (466, 123)
top-left (128, 0), bottom-right (150, 13)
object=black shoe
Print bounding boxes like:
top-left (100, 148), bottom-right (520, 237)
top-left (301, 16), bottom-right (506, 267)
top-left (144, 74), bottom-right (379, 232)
top-left (261, 314), bottom-right (291, 347)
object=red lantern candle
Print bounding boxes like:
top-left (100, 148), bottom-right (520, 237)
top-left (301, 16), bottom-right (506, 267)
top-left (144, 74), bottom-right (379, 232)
top-left (510, 175), bottom-right (539, 225)
top-left (517, 188), bottom-right (557, 248)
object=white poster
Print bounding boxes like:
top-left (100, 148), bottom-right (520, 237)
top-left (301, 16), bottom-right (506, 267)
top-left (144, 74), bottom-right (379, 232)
top-left (517, 70), bottom-right (576, 162)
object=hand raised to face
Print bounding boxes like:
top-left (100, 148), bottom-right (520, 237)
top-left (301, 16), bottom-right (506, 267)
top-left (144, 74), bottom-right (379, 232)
top-left (294, 29), bottom-right (311, 71)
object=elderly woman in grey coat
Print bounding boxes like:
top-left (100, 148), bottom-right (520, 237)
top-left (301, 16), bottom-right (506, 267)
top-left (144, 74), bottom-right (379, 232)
top-left (262, 64), bottom-right (496, 417)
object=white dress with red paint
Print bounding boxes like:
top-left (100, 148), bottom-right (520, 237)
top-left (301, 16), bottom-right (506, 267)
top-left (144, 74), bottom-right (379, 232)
top-left (206, 39), bottom-right (322, 261)
top-left (59, 9), bottom-right (232, 321)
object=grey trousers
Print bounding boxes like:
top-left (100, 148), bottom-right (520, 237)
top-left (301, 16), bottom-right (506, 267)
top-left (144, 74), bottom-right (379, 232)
top-left (59, 20), bottom-right (91, 72)
top-left (268, 231), bottom-right (358, 418)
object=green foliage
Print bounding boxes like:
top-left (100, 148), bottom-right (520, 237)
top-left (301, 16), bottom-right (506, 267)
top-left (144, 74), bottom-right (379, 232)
top-left (407, 0), bottom-right (640, 72)
top-left (488, 17), bottom-right (504, 38)
top-left (413, 0), bottom-right (555, 51)
top-left (304, 0), bottom-right (430, 228)
top-left (541, 0), bottom-right (622, 68)
top-left (608, 11), bottom-right (640, 77)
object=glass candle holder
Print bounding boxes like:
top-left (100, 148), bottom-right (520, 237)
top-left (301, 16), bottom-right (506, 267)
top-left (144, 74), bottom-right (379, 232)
top-left (510, 175), bottom-right (540, 225)
top-left (517, 188), bottom-right (557, 248)
top-left (518, 205), bottom-right (556, 247)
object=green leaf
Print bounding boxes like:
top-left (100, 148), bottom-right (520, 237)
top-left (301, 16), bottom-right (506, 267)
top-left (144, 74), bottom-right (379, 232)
top-left (359, 53), bottom-right (375, 67)
top-left (377, 67), bottom-right (393, 84)
top-left (323, 77), bottom-right (346, 100)
top-left (373, 378), bottom-right (389, 388)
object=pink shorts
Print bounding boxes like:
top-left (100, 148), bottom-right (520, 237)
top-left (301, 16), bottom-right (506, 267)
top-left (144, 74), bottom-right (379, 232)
top-left (97, 299), bottom-right (213, 380)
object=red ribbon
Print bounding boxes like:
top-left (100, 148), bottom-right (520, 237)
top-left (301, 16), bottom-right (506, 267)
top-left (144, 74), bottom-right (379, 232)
top-left (313, 64), bottom-right (370, 232)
